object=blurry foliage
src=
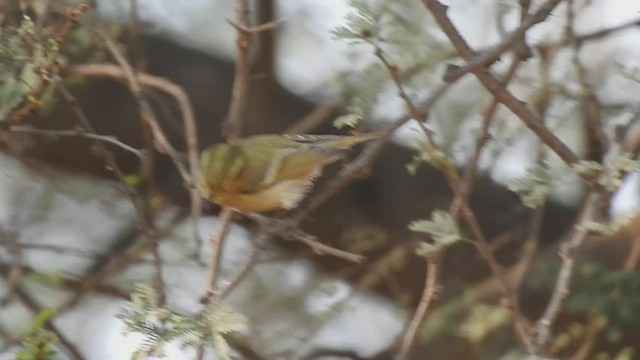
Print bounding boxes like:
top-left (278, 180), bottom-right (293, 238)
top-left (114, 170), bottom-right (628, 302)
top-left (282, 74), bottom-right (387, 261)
top-left (339, 223), bottom-right (388, 253)
top-left (531, 262), bottom-right (640, 345)
top-left (458, 304), bottom-right (511, 344)
top-left (25, 270), bottom-right (66, 288)
top-left (333, 64), bottom-right (387, 130)
top-left (574, 154), bottom-right (639, 192)
top-left (549, 321), bottom-right (587, 355)
top-left (15, 308), bottom-right (59, 360)
top-left (507, 163), bottom-right (554, 209)
top-left (406, 139), bottom-right (458, 179)
top-left (409, 210), bottom-right (463, 256)
top-left (0, 15), bottom-right (61, 121)
top-left (576, 212), bottom-right (636, 237)
top-left (593, 347), bottom-right (635, 360)
top-left (119, 284), bottom-right (247, 360)
top-left (332, 0), bottom-right (449, 130)
top-left (358, 246), bottom-right (409, 299)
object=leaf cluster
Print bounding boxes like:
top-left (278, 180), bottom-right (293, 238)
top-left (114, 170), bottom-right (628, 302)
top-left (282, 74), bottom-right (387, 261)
top-left (332, 0), bottom-right (444, 130)
top-left (406, 139), bottom-right (457, 179)
top-left (573, 154), bottom-right (639, 192)
top-left (0, 16), bottom-right (62, 121)
top-left (118, 284), bottom-right (248, 360)
top-left (409, 210), bottom-right (463, 256)
top-left (507, 163), bottom-right (554, 209)
top-left (532, 262), bottom-right (640, 344)
top-left (15, 308), bottom-right (59, 360)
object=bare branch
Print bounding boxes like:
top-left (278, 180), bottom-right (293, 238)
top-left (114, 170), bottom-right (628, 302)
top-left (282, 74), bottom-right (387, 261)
top-left (423, 0), bottom-right (582, 168)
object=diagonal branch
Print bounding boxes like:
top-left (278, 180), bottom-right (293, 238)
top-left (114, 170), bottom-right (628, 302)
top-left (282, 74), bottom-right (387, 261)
top-left (423, 0), bottom-right (581, 168)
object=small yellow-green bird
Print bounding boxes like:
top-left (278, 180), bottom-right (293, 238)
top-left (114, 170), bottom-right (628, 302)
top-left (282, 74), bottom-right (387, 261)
top-left (198, 133), bottom-right (377, 212)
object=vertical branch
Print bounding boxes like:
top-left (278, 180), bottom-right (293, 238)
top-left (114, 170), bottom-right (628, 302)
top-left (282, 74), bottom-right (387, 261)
top-left (203, 0), bottom-right (254, 302)
top-left (372, 25), bottom-right (536, 353)
top-left (565, 0), bottom-right (608, 162)
top-left (223, 0), bottom-right (252, 140)
top-left (93, 26), bottom-right (167, 303)
top-left (251, 0), bottom-right (282, 133)
top-left (395, 257), bottom-right (439, 360)
top-left (533, 1), bottom-right (610, 353)
top-left (68, 64), bottom-right (202, 239)
top-left (533, 192), bottom-right (601, 350)
top-left (202, 207), bottom-right (235, 302)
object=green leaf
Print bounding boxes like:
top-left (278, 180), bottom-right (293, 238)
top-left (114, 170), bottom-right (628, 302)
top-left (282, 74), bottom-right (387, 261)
top-left (120, 284), bottom-right (247, 360)
top-left (409, 210), bottom-right (462, 256)
top-left (333, 113), bottom-right (361, 129)
top-left (576, 212), bottom-right (636, 236)
top-left (16, 308), bottom-right (59, 360)
top-left (507, 164), bottom-right (553, 208)
top-left (406, 140), bottom-right (457, 178)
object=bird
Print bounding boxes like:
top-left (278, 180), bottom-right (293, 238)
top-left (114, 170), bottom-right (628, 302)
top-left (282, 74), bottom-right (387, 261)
top-left (198, 133), bottom-right (377, 212)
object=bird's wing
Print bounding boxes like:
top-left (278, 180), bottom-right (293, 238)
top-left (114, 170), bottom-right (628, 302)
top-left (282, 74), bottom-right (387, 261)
top-left (259, 147), bottom-right (298, 188)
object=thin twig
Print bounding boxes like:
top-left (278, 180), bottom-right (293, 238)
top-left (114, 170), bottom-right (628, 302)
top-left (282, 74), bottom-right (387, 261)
top-left (457, 198), bottom-right (535, 353)
top-left (201, 207), bottom-right (235, 302)
top-left (10, 282), bottom-right (86, 360)
top-left (93, 28), bottom-right (168, 304)
top-left (202, 0), bottom-right (255, 305)
top-left (67, 63), bottom-right (202, 224)
top-left (246, 214), bottom-right (365, 263)
top-left (8, 125), bottom-right (143, 158)
top-left (423, 0), bottom-right (581, 169)
top-left (56, 84), bottom-right (166, 307)
top-left (370, 12), bottom-right (537, 352)
top-left (566, 0), bottom-right (608, 162)
top-left (532, 2), bottom-right (611, 353)
top-left (284, 106), bottom-right (333, 135)
top-left (533, 192), bottom-right (601, 351)
top-left (539, 17), bottom-right (640, 51)
top-left (450, 50), bottom-right (525, 215)
top-left (94, 29), bottom-right (192, 190)
top-left (395, 257), bottom-right (439, 360)
top-left (226, 18), bottom-right (283, 34)
top-left (219, 247), bottom-right (261, 298)
top-left (0, 231), bottom-right (22, 305)
top-left (624, 233), bottom-right (640, 270)
top-left (293, 232), bottom-right (365, 263)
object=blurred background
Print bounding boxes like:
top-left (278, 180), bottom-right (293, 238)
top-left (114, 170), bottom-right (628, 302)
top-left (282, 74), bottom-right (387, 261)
top-left (1, 1), bottom-right (640, 359)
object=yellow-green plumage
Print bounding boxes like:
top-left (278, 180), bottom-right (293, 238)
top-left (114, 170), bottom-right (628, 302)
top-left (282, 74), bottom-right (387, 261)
top-left (198, 134), bottom-right (376, 212)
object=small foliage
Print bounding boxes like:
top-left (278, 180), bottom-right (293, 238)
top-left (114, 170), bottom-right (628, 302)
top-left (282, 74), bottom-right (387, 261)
top-left (458, 304), bottom-right (511, 344)
top-left (409, 210), bottom-right (462, 256)
top-left (16, 308), bottom-right (59, 360)
top-left (333, 0), bottom-right (444, 132)
top-left (532, 262), bottom-right (640, 345)
top-left (333, 113), bottom-right (361, 129)
top-left (119, 284), bottom-right (248, 360)
top-left (507, 164), bottom-right (554, 209)
top-left (406, 140), bottom-right (457, 178)
top-left (334, 64), bottom-right (387, 130)
top-left (0, 16), bottom-right (62, 121)
top-left (574, 154), bottom-right (639, 191)
top-left (26, 271), bottom-right (66, 288)
top-left (576, 212), bottom-right (636, 236)
top-left (332, 0), bottom-right (393, 44)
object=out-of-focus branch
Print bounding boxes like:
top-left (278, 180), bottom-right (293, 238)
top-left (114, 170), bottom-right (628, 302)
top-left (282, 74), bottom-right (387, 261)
top-left (88, 25), bottom-right (170, 303)
top-left (423, 0), bottom-right (581, 169)
top-left (533, 192), bottom-right (601, 351)
top-left (223, 0), bottom-right (252, 140)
